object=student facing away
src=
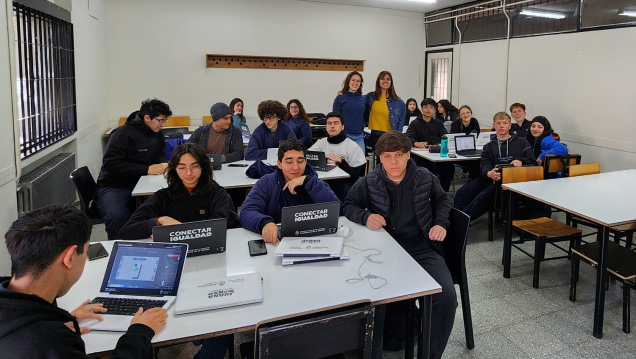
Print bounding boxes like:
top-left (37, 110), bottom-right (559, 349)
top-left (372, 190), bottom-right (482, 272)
top-left (244, 100), bottom-right (296, 160)
top-left (188, 102), bottom-right (244, 163)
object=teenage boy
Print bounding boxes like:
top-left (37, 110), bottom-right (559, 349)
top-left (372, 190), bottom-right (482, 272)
top-left (342, 131), bottom-right (455, 359)
top-left (508, 102), bottom-right (531, 137)
top-left (240, 139), bottom-right (339, 244)
top-left (95, 98), bottom-right (171, 240)
top-left (454, 112), bottom-right (536, 220)
top-left (406, 98), bottom-right (454, 192)
top-left (0, 205), bottom-right (167, 358)
top-left (189, 102), bottom-right (244, 163)
top-left (245, 100), bottom-right (296, 160)
top-left (309, 111), bottom-right (366, 195)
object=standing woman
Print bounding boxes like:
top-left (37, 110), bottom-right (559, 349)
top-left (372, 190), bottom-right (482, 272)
top-left (404, 98), bottom-right (422, 127)
top-left (230, 98), bottom-right (246, 128)
top-left (283, 99), bottom-right (313, 148)
top-left (365, 71), bottom-right (406, 133)
top-left (451, 105), bottom-right (481, 135)
top-left (525, 116), bottom-right (568, 167)
top-left (333, 71), bottom-right (367, 153)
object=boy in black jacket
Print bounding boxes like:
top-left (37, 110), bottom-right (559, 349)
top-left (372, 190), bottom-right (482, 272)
top-left (96, 98), bottom-right (172, 240)
top-left (0, 205), bottom-right (167, 358)
top-left (342, 131), bottom-right (455, 359)
top-left (454, 112), bottom-right (537, 220)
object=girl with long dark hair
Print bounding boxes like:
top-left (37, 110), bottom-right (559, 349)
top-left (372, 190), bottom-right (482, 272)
top-left (525, 116), bottom-right (568, 166)
top-left (283, 99), bottom-right (312, 148)
top-left (333, 71), bottom-right (367, 153)
top-left (230, 98), bottom-right (246, 128)
top-left (404, 98), bottom-right (422, 127)
top-left (365, 71), bottom-right (406, 133)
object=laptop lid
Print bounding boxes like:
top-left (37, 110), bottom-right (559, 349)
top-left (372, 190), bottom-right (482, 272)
top-left (153, 219), bottom-right (227, 257)
top-left (264, 147), bottom-right (278, 166)
top-left (306, 151), bottom-right (326, 168)
top-left (455, 135), bottom-right (477, 152)
top-left (208, 154), bottom-right (223, 170)
top-left (280, 201), bottom-right (340, 237)
top-left (100, 241), bottom-right (188, 296)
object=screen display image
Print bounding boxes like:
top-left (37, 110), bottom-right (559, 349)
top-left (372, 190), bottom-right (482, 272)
top-left (455, 137), bottom-right (475, 151)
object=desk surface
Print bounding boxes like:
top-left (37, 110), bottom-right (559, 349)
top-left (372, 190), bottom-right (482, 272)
top-left (57, 218), bottom-right (441, 355)
top-left (132, 161), bottom-right (350, 196)
top-left (502, 169), bottom-right (636, 227)
top-left (410, 149), bottom-right (481, 163)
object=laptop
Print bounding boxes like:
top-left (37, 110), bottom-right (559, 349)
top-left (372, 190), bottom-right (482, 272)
top-left (279, 201), bottom-right (340, 238)
top-left (476, 131), bottom-right (496, 149)
top-left (153, 218), bottom-right (227, 257)
top-left (240, 124), bottom-right (251, 143)
top-left (263, 147), bottom-right (278, 166)
top-left (83, 241), bottom-right (188, 332)
top-left (306, 151), bottom-right (336, 172)
top-left (208, 154), bottom-right (222, 170)
top-left (454, 135), bottom-right (483, 157)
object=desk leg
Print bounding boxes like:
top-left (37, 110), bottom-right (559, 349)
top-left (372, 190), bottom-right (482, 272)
top-left (417, 296), bottom-right (432, 359)
top-left (593, 226), bottom-right (610, 339)
top-left (503, 190), bottom-right (513, 278)
top-left (405, 299), bottom-right (415, 359)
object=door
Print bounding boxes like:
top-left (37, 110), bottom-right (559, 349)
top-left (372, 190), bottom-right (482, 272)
top-left (425, 50), bottom-right (453, 102)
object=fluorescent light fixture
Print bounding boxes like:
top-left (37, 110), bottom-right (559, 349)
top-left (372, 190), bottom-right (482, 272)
top-left (520, 9), bottom-right (566, 19)
top-left (618, 11), bottom-right (636, 17)
top-left (403, 0), bottom-right (436, 3)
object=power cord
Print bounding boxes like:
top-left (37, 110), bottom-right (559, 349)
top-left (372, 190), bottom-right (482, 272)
top-left (344, 244), bottom-right (387, 289)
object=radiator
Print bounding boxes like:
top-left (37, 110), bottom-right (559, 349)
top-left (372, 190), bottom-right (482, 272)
top-left (17, 153), bottom-right (76, 217)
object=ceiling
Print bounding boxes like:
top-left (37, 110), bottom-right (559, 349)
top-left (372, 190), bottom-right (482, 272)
top-left (297, 0), bottom-right (474, 14)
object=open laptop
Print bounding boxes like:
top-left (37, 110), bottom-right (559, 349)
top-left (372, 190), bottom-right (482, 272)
top-left (153, 218), bottom-right (227, 257)
top-left (454, 135), bottom-right (483, 157)
top-left (278, 201), bottom-right (340, 238)
top-left (83, 241), bottom-right (188, 332)
top-left (240, 124), bottom-right (251, 143)
top-left (306, 151), bottom-right (336, 172)
top-left (208, 154), bottom-right (222, 170)
top-left (263, 147), bottom-right (278, 166)
top-left (476, 131), bottom-right (496, 149)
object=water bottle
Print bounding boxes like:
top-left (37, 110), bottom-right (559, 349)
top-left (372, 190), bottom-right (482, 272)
top-left (440, 135), bottom-right (448, 157)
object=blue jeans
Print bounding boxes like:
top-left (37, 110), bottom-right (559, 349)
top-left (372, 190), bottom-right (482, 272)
top-left (453, 177), bottom-right (496, 221)
top-left (193, 335), bottom-right (232, 359)
top-left (94, 186), bottom-right (135, 240)
top-left (346, 133), bottom-right (366, 155)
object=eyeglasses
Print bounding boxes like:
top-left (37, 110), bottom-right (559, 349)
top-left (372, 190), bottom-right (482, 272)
top-left (176, 164), bottom-right (202, 173)
top-left (289, 106), bottom-right (299, 110)
top-left (263, 116), bottom-right (279, 122)
top-left (153, 117), bottom-right (169, 124)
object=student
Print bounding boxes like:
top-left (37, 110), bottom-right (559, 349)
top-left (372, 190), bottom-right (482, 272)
top-left (450, 105), bottom-right (481, 135)
top-left (245, 100), bottom-right (296, 160)
top-left (404, 98), bottom-right (422, 127)
top-left (341, 131), bottom-right (455, 359)
top-left (240, 139), bottom-right (339, 244)
top-left (230, 98), bottom-right (246, 129)
top-left (436, 99), bottom-right (459, 124)
top-left (188, 102), bottom-right (244, 163)
top-left (365, 71), bottom-right (406, 133)
top-left (95, 98), bottom-right (171, 240)
top-left (525, 116), bottom-right (568, 166)
top-left (119, 142), bottom-right (239, 239)
top-left (0, 205), bottom-right (167, 358)
top-left (406, 98), bottom-right (454, 192)
top-left (333, 71), bottom-right (367, 153)
top-left (283, 99), bottom-right (312, 148)
top-left (508, 102), bottom-right (531, 137)
top-left (454, 112), bottom-right (537, 220)
top-left (309, 111), bottom-right (366, 195)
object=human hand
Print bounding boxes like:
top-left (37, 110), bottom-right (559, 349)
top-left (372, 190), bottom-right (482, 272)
top-left (511, 160), bottom-right (522, 167)
top-left (536, 158), bottom-right (542, 165)
top-left (414, 142), bottom-right (427, 149)
top-left (282, 176), bottom-right (307, 195)
top-left (488, 168), bottom-right (501, 181)
top-left (67, 300), bottom-right (108, 334)
top-left (262, 222), bottom-right (279, 244)
top-left (366, 214), bottom-right (386, 231)
top-left (337, 91), bottom-right (344, 96)
top-left (130, 307), bottom-right (168, 335)
top-left (325, 153), bottom-right (342, 164)
top-left (148, 163), bottom-right (168, 175)
top-left (157, 216), bottom-right (181, 226)
top-left (428, 225), bottom-right (447, 241)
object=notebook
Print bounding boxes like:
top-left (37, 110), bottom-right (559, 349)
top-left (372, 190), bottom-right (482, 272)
top-left (306, 151), bottom-right (336, 172)
top-left (279, 201), bottom-right (340, 238)
top-left (82, 241), bottom-right (188, 332)
top-left (153, 219), bottom-right (227, 257)
top-left (274, 236), bottom-right (344, 257)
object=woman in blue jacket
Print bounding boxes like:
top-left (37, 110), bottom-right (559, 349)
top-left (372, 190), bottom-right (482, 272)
top-left (283, 99), bottom-right (312, 148)
top-left (333, 71), bottom-right (367, 153)
top-left (365, 71), bottom-right (406, 134)
top-left (525, 116), bottom-right (568, 167)
top-left (230, 98), bottom-right (246, 128)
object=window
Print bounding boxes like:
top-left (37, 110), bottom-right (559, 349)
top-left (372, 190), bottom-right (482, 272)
top-left (454, 1), bottom-right (508, 43)
top-left (426, 12), bottom-right (453, 47)
top-left (508, 0), bottom-right (579, 37)
top-left (580, 0), bottom-right (636, 28)
top-left (425, 51), bottom-right (453, 102)
top-left (13, 1), bottom-right (76, 159)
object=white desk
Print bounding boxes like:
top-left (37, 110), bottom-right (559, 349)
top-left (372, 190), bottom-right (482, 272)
top-left (502, 169), bottom-right (636, 339)
top-left (132, 161), bottom-right (350, 196)
top-left (58, 218), bottom-right (441, 357)
top-left (410, 149), bottom-right (481, 163)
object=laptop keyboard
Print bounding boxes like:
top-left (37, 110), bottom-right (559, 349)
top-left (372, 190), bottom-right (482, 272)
top-left (457, 150), bottom-right (482, 157)
top-left (90, 297), bottom-right (168, 316)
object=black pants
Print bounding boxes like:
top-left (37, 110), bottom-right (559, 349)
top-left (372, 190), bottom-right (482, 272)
top-left (372, 247), bottom-right (457, 359)
top-left (412, 156), bottom-right (455, 192)
top-left (454, 177), bottom-right (495, 221)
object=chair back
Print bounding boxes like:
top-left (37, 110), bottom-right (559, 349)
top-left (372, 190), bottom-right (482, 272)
top-left (543, 154), bottom-right (581, 177)
top-left (306, 113), bottom-right (325, 122)
top-left (69, 167), bottom-right (100, 220)
top-left (501, 166), bottom-right (543, 185)
top-left (118, 117), bottom-right (127, 126)
top-left (167, 116), bottom-right (190, 126)
top-left (202, 115), bottom-right (213, 124)
top-left (161, 127), bottom-right (190, 138)
top-left (253, 301), bottom-right (373, 359)
top-left (569, 163), bottom-right (601, 177)
top-left (444, 207), bottom-right (470, 284)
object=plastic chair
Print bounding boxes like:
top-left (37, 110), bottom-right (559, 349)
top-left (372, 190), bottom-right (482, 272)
top-left (69, 167), bottom-right (103, 225)
top-left (202, 115), bottom-right (213, 124)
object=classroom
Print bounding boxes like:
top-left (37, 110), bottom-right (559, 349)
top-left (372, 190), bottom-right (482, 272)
top-left (0, 0), bottom-right (635, 358)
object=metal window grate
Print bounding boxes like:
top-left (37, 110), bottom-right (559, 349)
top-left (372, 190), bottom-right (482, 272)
top-left (13, 1), bottom-right (77, 159)
top-left (431, 58), bottom-right (449, 102)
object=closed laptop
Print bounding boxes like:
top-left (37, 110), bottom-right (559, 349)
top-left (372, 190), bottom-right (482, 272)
top-left (279, 201), bottom-right (340, 238)
top-left (153, 218), bottom-right (227, 257)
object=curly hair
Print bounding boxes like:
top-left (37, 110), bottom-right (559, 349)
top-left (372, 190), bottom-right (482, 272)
top-left (257, 100), bottom-right (287, 121)
top-left (437, 99), bottom-right (459, 117)
top-left (165, 143), bottom-right (219, 198)
top-left (341, 71), bottom-right (363, 94)
top-left (139, 98), bottom-right (172, 119)
top-left (375, 131), bottom-right (412, 156)
top-left (285, 99), bottom-right (309, 122)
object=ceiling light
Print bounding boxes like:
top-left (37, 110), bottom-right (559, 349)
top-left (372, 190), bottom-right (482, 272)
top-left (402, 0), bottom-right (436, 3)
top-left (618, 11), bottom-right (636, 17)
top-left (520, 9), bottom-right (566, 19)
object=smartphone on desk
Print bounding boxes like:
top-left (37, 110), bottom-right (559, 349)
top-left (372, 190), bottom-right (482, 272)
top-left (228, 163), bottom-right (249, 167)
top-left (87, 243), bottom-right (108, 261)
top-left (248, 239), bottom-right (267, 256)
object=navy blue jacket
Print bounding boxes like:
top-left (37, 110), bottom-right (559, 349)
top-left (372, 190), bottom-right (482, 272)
top-left (239, 166), bottom-right (339, 233)
top-left (333, 91), bottom-right (367, 135)
top-left (245, 123), bottom-right (296, 160)
top-left (282, 118), bottom-right (312, 148)
top-left (364, 92), bottom-right (406, 131)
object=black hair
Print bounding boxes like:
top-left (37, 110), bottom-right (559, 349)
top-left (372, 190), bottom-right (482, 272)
top-left (166, 143), bottom-right (219, 197)
top-left (229, 98), bottom-right (244, 118)
top-left (525, 116), bottom-right (554, 158)
top-left (421, 98), bottom-right (437, 108)
top-left (437, 99), bottom-right (459, 117)
top-left (139, 98), bottom-right (172, 120)
top-left (325, 111), bottom-right (345, 125)
top-left (277, 139), bottom-right (306, 162)
top-left (405, 98), bottom-right (422, 117)
top-left (5, 205), bottom-right (92, 279)
top-left (375, 131), bottom-right (412, 156)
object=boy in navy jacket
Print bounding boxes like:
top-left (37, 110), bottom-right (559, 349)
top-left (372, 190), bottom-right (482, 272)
top-left (244, 100), bottom-right (296, 160)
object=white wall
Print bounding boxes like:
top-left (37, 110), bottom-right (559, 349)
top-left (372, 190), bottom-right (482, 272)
top-left (104, 0), bottom-right (426, 130)
top-left (431, 26), bottom-right (636, 172)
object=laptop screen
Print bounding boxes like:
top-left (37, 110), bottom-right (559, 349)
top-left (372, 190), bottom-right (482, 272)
top-left (455, 136), bottom-right (476, 151)
top-left (306, 151), bottom-right (323, 167)
top-left (280, 201), bottom-right (340, 238)
top-left (100, 241), bottom-right (188, 296)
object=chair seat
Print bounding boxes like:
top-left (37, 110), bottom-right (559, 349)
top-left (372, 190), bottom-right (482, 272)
top-left (513, 217), bottom-right (582, 237)
top-left (571, 241), bottom-right (636, 281)
top-left (571, 216), bottom-right (636, 233)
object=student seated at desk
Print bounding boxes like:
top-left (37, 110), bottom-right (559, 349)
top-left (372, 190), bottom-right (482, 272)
top-left (95, 98), bottom-right (171, 240)
top-left (436, 99), bottom-right (459, 130)
top-left (0, 205), bottom-right (167, 359)
top-left (230, 98), bottom-right (246, 128)
top-left (244, 100), bottom-right (296, 160)
top-left (119, 143), bottom-right (239, 239)
top-left (240, 139), bottom-right (339, 244)
top-left (508, 102), bottom-right (531, 137)
top-left (454, 112), bottom-right (537, 221)
top-left (283, 99), bottom-right (312, 148)
top-left (406, 98), bottom-right (454, 192)
top-left (188, 102), bottom-right (244, 163)
top-left (450, 105), bottom-right (481, 135)
top-left (525, 116), bottom-right (568, 168)
top-left (341, 131), bottom-right (455, 359)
